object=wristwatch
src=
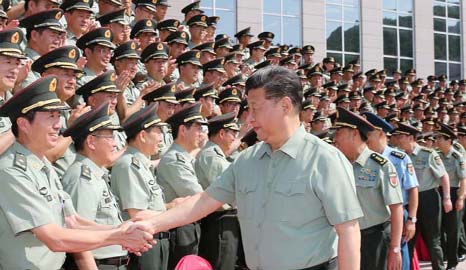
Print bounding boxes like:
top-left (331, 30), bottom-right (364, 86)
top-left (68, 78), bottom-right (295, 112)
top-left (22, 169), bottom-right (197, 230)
top-left (392, 247), bottom-right (401, 254)
top-left (407, 216), bottom-right (417, 223)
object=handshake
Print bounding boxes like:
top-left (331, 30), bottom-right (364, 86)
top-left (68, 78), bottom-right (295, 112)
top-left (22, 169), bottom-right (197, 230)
top-left (114, 217), bottom-right (158, 255)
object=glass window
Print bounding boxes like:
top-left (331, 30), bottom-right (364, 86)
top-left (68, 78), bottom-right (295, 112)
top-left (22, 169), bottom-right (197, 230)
top-left (201, 0), bottom-right (237, 38)
top-left (325, 0), bottom-right (360, 65)
top-left (433, 0), bottom-right (462, 80)
top-left (263, 0), bottom-right (302, 46)
top-left (382, 0), bottom-right (414, 74)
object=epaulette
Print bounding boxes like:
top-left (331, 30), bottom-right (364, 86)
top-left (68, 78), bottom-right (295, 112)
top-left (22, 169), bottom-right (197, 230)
top-left (452, 152), bottom-right (460, 160)
top-left (390, 150), bottom-right (406, 160)
top-left (81, 165), bottom-right (92, 180)
top-left (131, 156), bottom-right (140, 169)
top-left (370, 153), bottom-right (388, 166)
top-left (176, 153), bottom-right (186, 163)
top-left (454, 142), bottom-right (463, 152)
top-left (421, 147), bottom-right (433, 153)
top-left (214, 148), bottom-right (224, 158)
top-left (13, 152), bottom-right (27, 171)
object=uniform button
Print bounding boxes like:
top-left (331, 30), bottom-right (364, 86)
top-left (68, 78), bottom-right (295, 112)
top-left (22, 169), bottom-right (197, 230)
top-left (148, 180), bottom-right (155, 185)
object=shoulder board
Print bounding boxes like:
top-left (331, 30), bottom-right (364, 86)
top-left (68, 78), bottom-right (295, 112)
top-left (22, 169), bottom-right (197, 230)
top-left (81, 165), bottom-right (92, 180)
top-left (454, 142), bottom-right (463, 151)
top-left (13, 152), bottom-right (27, 171)
top-left (131, 156), bottom-right (140, 169)
top-left (390, 150), bottom-right (406, 159)
top-left (452, 152), bottom-right (460, 160)
top-left (214, 148), bottom-right (224, 158)
top-left (370, 153), bottom-right (388, 166)
top-left (421, 147), bottom-right (433, 153)
top-left (176, 153), bottom-right (186, 163)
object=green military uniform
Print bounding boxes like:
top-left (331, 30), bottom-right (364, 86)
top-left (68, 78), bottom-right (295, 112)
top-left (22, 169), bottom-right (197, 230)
top-left (195, 113), bottom-right (245, 270)
top-left (437, 124), bottom-right (466, 269)
top-left (0, 91), bottom-right (12, 134)
top-left (21, 47), bottom-right (41, 88)
top-left (206, 126), bottom-right (363, 270)
top-left (175, 50), bottom-right (203, 89)
top-left (0, 74), bottom-right (74, 269)
top-left (334, 107), bottom-right (403, 270)
top-left (112, 41), bottom-right (142, 106)
top-left (395, 123), bottom-right (448, 270)
top-left (156, 103), bottom-right (206, 269)
top-left (62, 103), bottom-right (128, 268)
top-left (111, 148), bottom-right (169, 270)
top-left (111, 104), bottom-right (170, 270)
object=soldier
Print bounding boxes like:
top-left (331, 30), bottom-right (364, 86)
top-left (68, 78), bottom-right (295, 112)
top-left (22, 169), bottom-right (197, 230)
top-left (75, 71), bottom-right (127, 151)
top-left (156, 102), bottom-right (206, 269)
top-left (31, 45), bottom-right (87, 178)
top-left (193, 42), bottom-right (216, 65)
top-left (140, 41), bottom-right (169, 87)
top-left (205, 16), bottom-right (219, 42)
top-left (218, 86), bottom-right (241, 113)
top-left (302, 44), bottom-right (315, 65)
top-left (17, 9), bottom-right (66, 88)
top-left (131, 0), bottom-right (157, 28)
top-left (141, 83), bottom-right (179, 156)
top-left (61, 0), bottom-right (94, 46)
top-left (97, 8), bottom-right (130, 46)
top-left (175, 86), bottom-right (196, 111)
top-left (193, 83), bottom-right (218, 118)
top-left (394, 122), bottom-right (452, 270)
top-left (180, 0), bottom-right (203, 26)
top-left (214, 37), bottom-right (233, 58)
top-left (0, 28), bottom-right (24, 154)
top-left (176, 50), bottom-right (202, 89)
top-left (111, 104), bottom-right (172, 270)
top-left (257, 31), bottom-right (274, 49)
top-left (364, 112), bottom-right (420, 270)
top-left (130, 19), bottom-right (158, 52)
top-left (333, 107), bottom-right (404, 270)
top-left (187, 14), bottom-right (207, 49)
top-left (61, 103), bottom-right (133, 269)
top-left (76, 27), bottom-right (116, 89)
top-left (234, 27), bottom-right (253, 60)
top-left (435, 123), bottom-right (466, 270)
top-left (195, 112), bottom-right (243, 270)
top-left (0, 77), bottom-right (152, 269)
top-left (200, 58), bottom-right (225, 90)
top-left (154, 0), bottom-right (169, 22)
top-left (157, 18), bottom-right (180, 42)
top-left (133, 66), bottom-right (363, 270)
top-left (244, 40), bottom-right (266, 68)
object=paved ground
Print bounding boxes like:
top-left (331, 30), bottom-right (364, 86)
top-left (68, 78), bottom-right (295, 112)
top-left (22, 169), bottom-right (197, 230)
top-left (420, 260), bottom-right (466, 269)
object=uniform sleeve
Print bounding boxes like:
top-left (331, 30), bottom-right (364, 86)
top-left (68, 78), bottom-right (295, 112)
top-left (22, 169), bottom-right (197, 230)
top-left (0, 168), bottom-right (56, 234)
top-left (157, 159), bottom-right (203, 198)
top-left (381, 160), bottom-right (404, 206)
top-left (429, 151), bottom-right (447, 179)
top-left (456, 155), bottom-right (466, 179)
top-left (111, 164), bottom-right (151, 211)
top-left (401, 155), bottom-right (419, 190)
top-left (313, 149), bottom-right (364, 225)
top-left (205, 161), bottom-right (236, 205)
top-left (62, 168), bottom-right (99, 221)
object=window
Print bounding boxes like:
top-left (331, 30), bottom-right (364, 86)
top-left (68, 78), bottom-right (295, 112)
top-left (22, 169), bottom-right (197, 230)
top-left (433, 0), bottom-right (462, 80)
top-left (325, 0), bottom-right (360, 65)
top-left (382, 0), bottom-right (414, 75)
top-left (201, 0), bottom-right (237, 38)
top-left (263, 0), bottom-right (302, 46)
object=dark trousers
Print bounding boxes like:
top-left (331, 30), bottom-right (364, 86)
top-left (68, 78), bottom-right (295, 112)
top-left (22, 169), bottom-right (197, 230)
top-left (297, 257), bottom-right (337, 270)
top-left (168, 223), bottom-right (201, 270)
top-left (401, 208), bottom-right (410, 270)
top-left (441, 187), bottom-right (462, 268)
top-left (408, 188), bottom-right (445, 270)
top-left (198, 209), bottom-right (242, 270)
top-left (459, 197), bottom-right (466, 256)
top-left (138, 238), bottom-right (170, 270)
top-left (360, 222), bottom-right (389, 270)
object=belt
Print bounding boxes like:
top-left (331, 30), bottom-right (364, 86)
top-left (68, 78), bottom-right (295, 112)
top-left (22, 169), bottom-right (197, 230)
top-left (360, 221), bottom-right (389, 236)
top-left (155, 231), bottom-right (170, 239)
top-left (95, 256), bottom-right (130, 266)
top-left (297, 257), bottom-right (337, 270)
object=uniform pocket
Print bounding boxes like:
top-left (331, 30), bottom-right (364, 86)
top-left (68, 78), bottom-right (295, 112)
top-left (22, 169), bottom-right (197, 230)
top-left (237, 181), bottom-right (258, 219)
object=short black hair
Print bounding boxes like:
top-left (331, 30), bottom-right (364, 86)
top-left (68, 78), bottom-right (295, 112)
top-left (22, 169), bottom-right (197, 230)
top-left (245, 65), bottom-right (303, 113)
top-left (26, 27), bottom-right (46, 42)
top-left (171, 122), bottom-right (194, 140)
top-left (11, 111), bottom-right (37, 137)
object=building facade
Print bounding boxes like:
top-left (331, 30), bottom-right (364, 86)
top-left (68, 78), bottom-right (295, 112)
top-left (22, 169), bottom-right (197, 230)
top-left (167, 0), bottom-right (466, 80)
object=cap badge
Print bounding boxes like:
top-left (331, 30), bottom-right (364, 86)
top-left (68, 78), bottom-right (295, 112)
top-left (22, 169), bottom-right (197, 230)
top-left (68, 49), bottom-right (76, 59)
top-left (10, 32), bottom-right (19, 44)
top-left (104, 29), bottom-right (111, 38)
top-left (157, 43), bottom-right (164, 50)
top-left (49, 78), bottom-right (57, 92)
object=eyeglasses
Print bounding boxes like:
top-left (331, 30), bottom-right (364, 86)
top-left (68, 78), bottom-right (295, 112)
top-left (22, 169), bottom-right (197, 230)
top-left (95, 47), bottom-right (114, 56)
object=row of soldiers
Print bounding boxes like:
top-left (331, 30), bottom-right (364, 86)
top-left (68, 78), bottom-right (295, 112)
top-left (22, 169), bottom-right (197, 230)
top-left (0, 0), bottom-right (466, 270)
